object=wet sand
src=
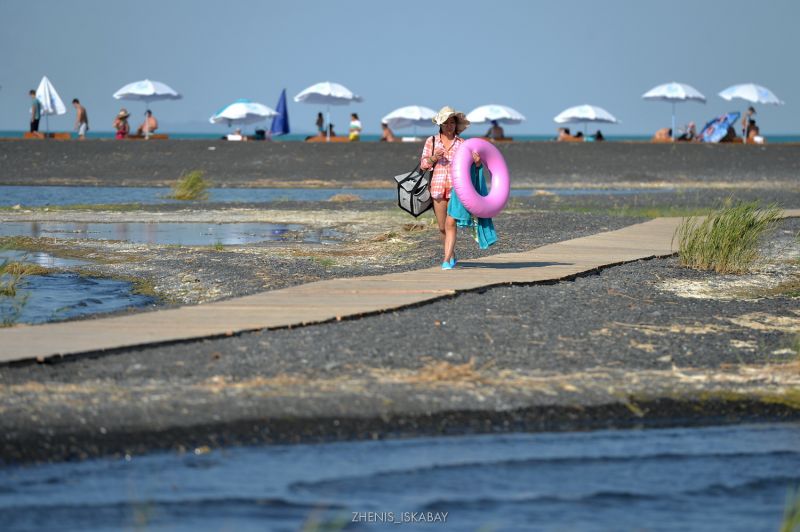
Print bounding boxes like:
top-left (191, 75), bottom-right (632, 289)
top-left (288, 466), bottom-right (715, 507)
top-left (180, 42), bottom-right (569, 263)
top-left (1, 139), bottom-right (799, 188)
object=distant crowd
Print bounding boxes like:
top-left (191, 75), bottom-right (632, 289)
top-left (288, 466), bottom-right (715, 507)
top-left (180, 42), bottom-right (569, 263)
top-left (28, 89), bottom-right (159, 140)
top-left (26, 89), bottom-right (768, 144)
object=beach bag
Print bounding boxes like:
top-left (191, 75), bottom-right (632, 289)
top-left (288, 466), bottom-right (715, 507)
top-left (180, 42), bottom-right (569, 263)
top-left (394, 136), bottom-right (435, 217)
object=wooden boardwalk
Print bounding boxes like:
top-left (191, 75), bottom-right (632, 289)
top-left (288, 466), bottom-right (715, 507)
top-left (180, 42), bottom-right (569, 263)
top-left (1, 213), bottom-right (794, 364)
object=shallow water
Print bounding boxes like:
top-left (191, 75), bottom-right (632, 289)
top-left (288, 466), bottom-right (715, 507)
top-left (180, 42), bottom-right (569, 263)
top-left (0, 250), bottom-right (89, 268)
top-left (0, 222), bottom-right (341, 246)
top-left (0, 273), bottom-right (154, 324)
top-left (0, 185), bottom-right (671, 207)
top-left (1, 423), bottom-right (797, 531)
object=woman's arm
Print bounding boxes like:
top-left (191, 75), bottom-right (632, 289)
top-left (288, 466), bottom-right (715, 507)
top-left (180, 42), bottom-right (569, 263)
top-left (420, 137), bottom-right (435, 170)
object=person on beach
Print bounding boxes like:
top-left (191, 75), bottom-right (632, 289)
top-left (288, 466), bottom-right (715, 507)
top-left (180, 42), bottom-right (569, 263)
top-left (593, 130), bottom-right (605, 141)
top-left (746, 120), bottom-right (764, 143)
top-left (113, 109), bottom-right (130, 139)
top-left (742, 106), bottom-right (756, 138)
top-left (556, 127), bottom-right (575, 142)
top-left (653, 127), bottom-right (672, 141)
top-left (380, 122), bottom-right (397, 142)
top-left (29, 90), bottom-right (41, 133)
top-left (677, 122), bottom-right (696, 142)
top-left (485, 120), bottom-right (505, 140)
top-left (420, 106), bottom-right (482, 270)
top-left (348, 113), bottom-right (362, 141)
top-left (327, 123), bottom-right (336, 137)
top-left (316, 112), bottom-right (325, 137)
top-left (72, 98), bottom-right (88, 139)
top-left (136, 110), bottom-right (158, 136)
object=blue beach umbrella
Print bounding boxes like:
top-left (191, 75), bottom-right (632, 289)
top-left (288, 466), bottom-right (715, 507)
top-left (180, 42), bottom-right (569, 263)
top-left (699, 112), bottom-right (740, 143)
top-left (270, 89), bottom-right (290, 137)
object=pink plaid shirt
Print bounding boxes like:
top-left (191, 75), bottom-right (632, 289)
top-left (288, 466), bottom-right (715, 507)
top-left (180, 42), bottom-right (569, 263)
top-left (420, 134), bottom-right (464, 200)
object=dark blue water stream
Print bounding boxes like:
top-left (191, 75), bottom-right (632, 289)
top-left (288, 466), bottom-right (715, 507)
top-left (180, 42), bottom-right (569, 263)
top-left (1, 423), bottom-right (797, 531)
top-left (0, 273), bottom-right (154, 324)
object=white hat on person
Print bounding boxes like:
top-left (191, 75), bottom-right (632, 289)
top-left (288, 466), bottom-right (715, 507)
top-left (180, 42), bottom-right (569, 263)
top-left (432, 106), bottom-right (470, 134)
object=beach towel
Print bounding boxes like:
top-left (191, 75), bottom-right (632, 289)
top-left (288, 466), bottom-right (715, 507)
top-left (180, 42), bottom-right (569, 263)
top-left (447, 164), bottom-right (497, 249)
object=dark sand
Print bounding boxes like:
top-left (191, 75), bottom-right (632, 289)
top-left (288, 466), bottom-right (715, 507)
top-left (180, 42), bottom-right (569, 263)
top-left (1, 142), bottom-right (799, 463)
top-left (1, 139), bottom-right (799, 187)
top-left (1, 208), bottom-right (798, 463)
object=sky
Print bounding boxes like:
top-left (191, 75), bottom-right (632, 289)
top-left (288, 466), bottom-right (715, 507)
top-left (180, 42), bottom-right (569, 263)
top-left (1, 0), bottom-right (797, 135)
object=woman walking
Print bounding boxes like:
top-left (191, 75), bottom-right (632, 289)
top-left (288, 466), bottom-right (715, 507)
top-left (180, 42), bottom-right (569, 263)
top-left (419, 106), bottom-right (481, 270)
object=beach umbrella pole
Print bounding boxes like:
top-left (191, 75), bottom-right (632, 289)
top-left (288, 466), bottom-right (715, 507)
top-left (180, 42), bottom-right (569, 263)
top-left (326, 106), bottom-right (330, 142)
top-left (671, 102), bottom-right (676, 141)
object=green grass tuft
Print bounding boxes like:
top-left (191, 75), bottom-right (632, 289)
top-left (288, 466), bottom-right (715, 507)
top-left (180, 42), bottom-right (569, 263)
top-left (169, 170), bottom-right (211, 201)
top-left (0, 248), bottom-right (32, 326)
top-left (674, 200), bottom-right (782, 274)
top-left (781, 486), bottom-right (800, 532)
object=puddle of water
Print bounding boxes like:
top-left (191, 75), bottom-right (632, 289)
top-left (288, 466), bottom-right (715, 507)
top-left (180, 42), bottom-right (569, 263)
top-left (0, 273), bottom-right (154, 325)
top-left (0, 423), bottom-right (797, 530)
top-left (0, 222), bottom-right (341, 246)
top-left (0, 250), bottom-right (89, 268)
top-left (0, 185), bottom-right (672, 207)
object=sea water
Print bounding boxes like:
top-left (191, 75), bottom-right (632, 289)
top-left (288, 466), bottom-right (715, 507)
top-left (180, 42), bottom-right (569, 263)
top-left (0, 423), bottom-right (798, 531)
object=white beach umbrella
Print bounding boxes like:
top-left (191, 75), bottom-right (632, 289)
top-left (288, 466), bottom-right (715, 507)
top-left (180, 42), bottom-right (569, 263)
top-left (381, 105), bottom-right (436, 129)
top-left (209, 99), bottom-right (277, 127)
top-left (294, 81), bottom-right (362, 140)
top-left (35, 76), bottom-right (66, 134)
top-left (113, 79), bottom-right (181, 137)
top-left (718, 83), bottom-right (784, 105)
top-left (36, 76), bottom-right (66, 116)
top-left (642, 82), bottom-right (706, 140)
top-left (554, 104), bottom-right (619, 135)
top-left (466, 104), bottom-right (526, 125)
top-left (718, 83), bottom-right (784, 143)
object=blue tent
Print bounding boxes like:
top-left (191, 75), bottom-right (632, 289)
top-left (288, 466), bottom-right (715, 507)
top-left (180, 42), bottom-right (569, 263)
top-left (699, 112), bottom-right (740, 143)
top-left (270, 89), bottom-right (290, 137)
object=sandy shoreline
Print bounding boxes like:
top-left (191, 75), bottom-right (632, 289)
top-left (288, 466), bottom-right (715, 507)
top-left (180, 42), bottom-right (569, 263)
top-left (1, 140), bottom-right (799, 188)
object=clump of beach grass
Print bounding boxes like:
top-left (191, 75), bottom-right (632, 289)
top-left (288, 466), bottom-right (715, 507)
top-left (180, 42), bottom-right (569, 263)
top-left (0, 253), bottom-right (32, 326)
top-left (781, 486), bottom-right (800, 532)
top-left (169, 170), bottom-right (211, 201)
top-left (674, 200), bottom-right (782, 274)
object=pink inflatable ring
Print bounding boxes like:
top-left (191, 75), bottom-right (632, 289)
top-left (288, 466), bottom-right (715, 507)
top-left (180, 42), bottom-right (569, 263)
top-left (452, 138), bottom-right (510, 218)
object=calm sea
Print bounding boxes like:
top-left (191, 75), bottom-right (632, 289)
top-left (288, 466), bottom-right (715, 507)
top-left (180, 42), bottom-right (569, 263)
top-left (1, 423), bottom-right (798, 531)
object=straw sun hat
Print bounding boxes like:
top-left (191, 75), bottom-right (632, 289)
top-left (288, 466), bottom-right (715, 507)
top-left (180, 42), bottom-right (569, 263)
top-left (117, 109), bottom-right (130, 119)
top-left (432, 106), bottom-right (470, 134)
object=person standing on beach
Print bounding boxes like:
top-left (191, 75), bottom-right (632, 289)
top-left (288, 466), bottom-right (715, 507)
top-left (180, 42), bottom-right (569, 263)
top-left (742, 106), bottom-right (756, 139)
top-left (316, 112), bottom-right (325, 137)
top-left (420, 106), bottom-right (481, 270)
top-left (72, 98), bottom-right (89, 139)
top-left (29, 90), bottom-right (41, 133)
top-left (348, 113), bottom-right (362, 141)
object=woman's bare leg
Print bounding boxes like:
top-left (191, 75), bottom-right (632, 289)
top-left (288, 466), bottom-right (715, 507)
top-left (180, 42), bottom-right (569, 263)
top-left (444, 215), bottom-right (457, 263)
top-left (433, 198), bottom-right (447, 244)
